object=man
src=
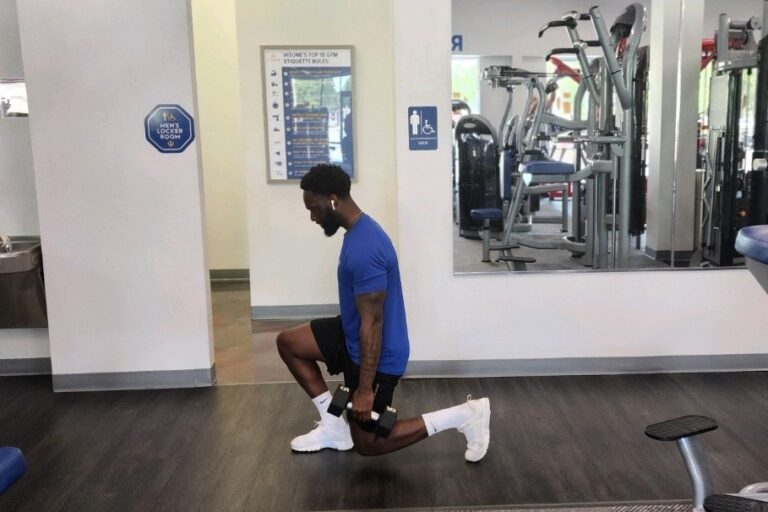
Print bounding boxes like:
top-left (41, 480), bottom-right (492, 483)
top-left (276, 164), bottom-right (491, 461)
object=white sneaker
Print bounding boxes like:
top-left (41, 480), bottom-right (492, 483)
top-left (290, 418), bottom-right (354, 453)
top-left (457, 396), bottom-right (491, 462)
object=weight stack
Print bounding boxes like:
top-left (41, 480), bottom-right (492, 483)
top-left (749, 170), bottom-right (768, 225)
top-left (751, 34), bottom-right (768, 226)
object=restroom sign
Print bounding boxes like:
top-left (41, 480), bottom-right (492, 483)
top-left (144, 104), bottom-right (195, 153)
top-left (408, 106), bottom-right (438, 151)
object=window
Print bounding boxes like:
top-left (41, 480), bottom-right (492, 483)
top-left (451, 57), bottom-right (479, 115)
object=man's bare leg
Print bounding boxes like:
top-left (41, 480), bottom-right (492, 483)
top-left (349, 397), bottom-right (491, 461)
top-left (276, 323), bottom-right (354, 452)
top-left (276, 323), bottom-right (328, 398)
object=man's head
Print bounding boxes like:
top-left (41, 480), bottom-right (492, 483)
top-left (300, 164), bottom-right (352, 237)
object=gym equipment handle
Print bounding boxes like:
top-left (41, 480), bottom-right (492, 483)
top-left (345, 402), bottom-right (380, 421)
top-left (546, 48), bottom-right (578, 61)
top-left (589, 6), bottom-right (633, 110)
top-left (538, 19), bottom-right (577, 38)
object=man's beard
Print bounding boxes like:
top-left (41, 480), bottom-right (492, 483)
top-left (321, 206), bottom-right (342, 237)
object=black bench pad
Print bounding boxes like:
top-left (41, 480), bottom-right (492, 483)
top-left (498, 255), bottom-right (536, 263)
top-left (644, 415), bottom-right (718, 441)
top-left (705, 494), bottom-right (768, 512)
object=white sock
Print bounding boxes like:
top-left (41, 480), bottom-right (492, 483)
top-left (422, 402), bottom-right (474, 437)
top-left (312, 391), bottom-right (345, 425)
top-left (312, 391), bottom-right (333, 417)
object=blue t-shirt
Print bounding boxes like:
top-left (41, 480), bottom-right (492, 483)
top-left (338, 214), bottom-right (410, 376)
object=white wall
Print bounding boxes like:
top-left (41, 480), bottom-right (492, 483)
top-left (396, 0), bottom-right (768, 364)
top-left (191, 0), bottom-right (249, 272)
top-left (16, 0), bottom-right (214, 376)
top-left (237, 0), bottom-right (398, 308)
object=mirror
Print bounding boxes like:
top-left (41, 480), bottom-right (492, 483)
top-left (685, 0), bottom-right (768, 268)
top-left (451, 0), bottom-right (768, 274)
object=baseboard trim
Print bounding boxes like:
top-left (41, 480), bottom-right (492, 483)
top-left (18, 355), bottom-right (767, 388)
top-left (0, 357), bottom-right (52, 376)
top-left (52, 365), bottom-right (216, 392)
top-left (404, 354), bottom-right (768, 378)
top-left (644, 247), bottom-right (694, 263)
top-left (209, 269), bottom-right (249, 281)
top-left (251, 304), bottom-right (340, 320)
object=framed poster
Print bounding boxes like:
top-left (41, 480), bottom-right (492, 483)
top-left (261, 46), bottom-right (356, 182)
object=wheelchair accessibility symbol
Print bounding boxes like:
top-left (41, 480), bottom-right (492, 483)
top-left (408, 106), bottom-right (438, 150)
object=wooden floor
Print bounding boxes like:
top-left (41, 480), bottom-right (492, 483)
top-left (3, 372), bottom-right (768, 511)
top-left (211, 280), bottom-right (295, 385)
top-left (211, 281), bottom-right (339, 385)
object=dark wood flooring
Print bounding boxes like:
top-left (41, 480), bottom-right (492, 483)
top-left (2, 372), bottom-right (768, 511)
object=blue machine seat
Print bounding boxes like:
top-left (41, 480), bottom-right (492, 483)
top-left (522, 160), bottom-right (575, 176)
top-left (735, 225), bottom-right (768, 264)
top-left (470, 208), bottom-right (503, 221)
top-left (0, 447), bottom-right (27, 495)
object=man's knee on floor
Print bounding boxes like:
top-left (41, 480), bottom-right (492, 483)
top-left (352, 430), bottom-right (383, 456)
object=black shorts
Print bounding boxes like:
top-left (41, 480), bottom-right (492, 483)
top-left (310, 316), bottom-right (400, 433)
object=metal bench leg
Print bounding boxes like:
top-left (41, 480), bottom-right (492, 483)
top-left (676, 436), bottom-right (713, 512)
top-left (503, 176), bottom-right (527, 244)
top-left (562, 184), bottom-right (569, 233)
top-left (480, 220), bottom-right (492, 262)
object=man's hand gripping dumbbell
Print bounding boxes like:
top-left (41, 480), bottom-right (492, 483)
top-left (328, 385), bottom-right (397, 438)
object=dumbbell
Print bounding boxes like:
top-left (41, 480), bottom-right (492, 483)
top-left (328, 385), bottom-right (398, 438)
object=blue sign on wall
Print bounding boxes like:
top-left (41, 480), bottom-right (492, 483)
top-left (144, 104), bottom-right (195, 153)
top-left (452, 35), bottom-right (464, 52)
top-left (408, 106), bottom-right (438, 151)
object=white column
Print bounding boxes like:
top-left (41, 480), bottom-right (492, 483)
top-left (393, 0), bottom-right (455, 355)
top-left (16, 0), bottom-right (214, 389)
top-left (646, 0), bottom-right (703, 258)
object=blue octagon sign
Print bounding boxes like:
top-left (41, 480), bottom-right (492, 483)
top-left (144, 104), bottom-right (195, 153)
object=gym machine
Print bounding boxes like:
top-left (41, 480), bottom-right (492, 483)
top-left (501, 3), bottom-right (646, 269)
top-left (700, 12), bottom-right (764, 267)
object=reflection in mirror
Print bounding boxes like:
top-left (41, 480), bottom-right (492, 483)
top-left (451, 0), bottom-right (768, 274)
top-left (0, 80), bottom-right (28, 118)
top-left (452, 1), bottom-right (661, 273)
top-left (687, 0), bottom-right (768, 269)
